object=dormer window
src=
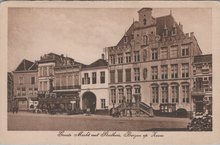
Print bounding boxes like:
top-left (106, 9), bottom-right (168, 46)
top-left (143, 19), bottom-right (147, 25)
top-left (172, 24), bottom-right (177, 35)
top-left (163, 29), bottom-right (168, 37)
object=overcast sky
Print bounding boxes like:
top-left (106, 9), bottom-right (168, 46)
top-left (8, 8), bottom-right (212, 72)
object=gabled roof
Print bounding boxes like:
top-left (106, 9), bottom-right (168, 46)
top-left (116, 14), bottom-right (184, 47)
top-left (29, 61), bottom-right (38, 71)
top-left (83, 59), bottom-right (108, 69)
top-left (15, 59), bottom-right (34, 71)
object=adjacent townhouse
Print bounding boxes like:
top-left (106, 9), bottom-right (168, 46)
top-left (192, 54), bottom-right (212, 115)
top-left (13, 59), bottom-right (38, 111)
top-left (80, 56), bottom-right (109, 114)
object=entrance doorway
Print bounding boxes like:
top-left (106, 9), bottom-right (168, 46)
top-left (82, 92), bottom-right (96, 113)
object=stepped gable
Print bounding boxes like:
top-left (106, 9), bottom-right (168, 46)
top-left (116, 12), bottom-right (184, 47)
top-left (15, 59), bottom-right (34, 71)
top-left (117, 23), bottom-right (135, 47)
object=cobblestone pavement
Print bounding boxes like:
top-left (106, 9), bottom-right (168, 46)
top-left (8, 112), bottom-right (190, 131)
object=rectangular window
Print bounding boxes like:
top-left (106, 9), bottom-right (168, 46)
top-left (143, 68), bottom-right (148, 80)
top-left (117, 69), bottom-right (123, 83)
top-left (151, 48), bottom-right (158, 60)
top-left (110, 89), bottom-right (116, 104)
top-left (161, 65), bottom-right (168, 79)
top-left (161, 86), bottom-right (168, 103)
top-left (67, 75), bottom-right (73, 86)
top-left (73, 74), bottom-right (78, 86)
top-left (126, 88), bottom-right (132, 103)
top-left (182, 63), bottom-right (189, 78)
top-left (126, 52), bottom-right (131, 63)
top-left (31, 77), bottom-right (35, 84)
top-left (171, 64), bottom-right (178, 78)
top-left (43, 81), bottom-right (47, 91)
top-left (181, 45), bottom-right (189, 57)
top-left (19, 76), bottom-right (24, 85)
top-left (143, 49), bottom-right (147, 61)
top-left (101, 99), bottom-right (106, 109)
top-left (82, 73), bottom-right (90, 85)
top-left (151, 66), bottom-right (158, 80)
top-left (110, 55), bottom-right (116, 65)
top-left (92, 72), bottom-right (96, 84)
top-left (171, 85), bottom-right (179, 103)
top-left (125, 69), bottom-right (131, 82)
top-left (118, 88), bottom-right (124, 104)
top-left (117, 54), bottom-right (123, 64)
top-left (48, 66), bottom-right (53, 76)
top-left (170, 46), bottom-right (178, 58)
top-left (152, 86), bottom-right (159, 103)
top-left (43, 66), bottom-right (47, 76)
top-left (134, 68), bottom-right (140, 81)
top-left (134, 51), bottom-right (140, 62)
top-left (100, 71), bottom-right (105, 84)
top-left (161, 47), bottom-right (168, 59)
top-left (110, 70), bottom-right (115, 83)
top-left (182, 85), bottom-right (189, 103)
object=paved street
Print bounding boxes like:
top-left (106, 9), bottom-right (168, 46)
top-left (8, 112), bottom-right (190, 131)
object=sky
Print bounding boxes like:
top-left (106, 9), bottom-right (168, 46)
top-left (8, 8), bottom-right (212, 72)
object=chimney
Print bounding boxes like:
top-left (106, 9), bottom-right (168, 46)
top-left (179, 22), bottom-right (183, 31)
top-left (190, 32), bottom-right (194, 37)
top-left (101, 53), bottom-right (105, 60)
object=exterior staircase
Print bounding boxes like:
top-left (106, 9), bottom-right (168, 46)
top-left (112, 102), bottom-right (154, 117)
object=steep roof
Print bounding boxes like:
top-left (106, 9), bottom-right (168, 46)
top-left (15, 59), bottom-right (34, 71)
top-left (29, 61), bottom-right (38, 71)
top-left (116, 14), bottom-right (184, 47)
top-left (83, 59), bottom-right (108, 69)
top-left (156, 15), bottom-right (184, 36)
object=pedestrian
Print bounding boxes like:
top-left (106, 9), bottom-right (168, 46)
top-left (16, 107), bottom-right (18, 114)
top-left (129, 109), bottom-right (132, 117)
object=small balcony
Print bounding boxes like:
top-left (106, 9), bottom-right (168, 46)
top-left (54, 85), bottom-right (81, 90)
top-left (192, 88), bottom-right (205, 96)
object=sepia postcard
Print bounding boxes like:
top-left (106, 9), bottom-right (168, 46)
top-left (0, 1), bottom-right (220, 145)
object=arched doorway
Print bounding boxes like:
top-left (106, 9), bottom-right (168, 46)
top-left (82, 92), bottom-right (96, 114)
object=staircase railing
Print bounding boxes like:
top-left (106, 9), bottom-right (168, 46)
top-left (139, 102), bottom-right (154, 117)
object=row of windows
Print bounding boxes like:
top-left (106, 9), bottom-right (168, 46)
top-left (152, 84), bottom-right (189, 104)
top-left (109, 45), bottom-right (189, 65)
top-left (55, 74), bottom-right (79, 87)
top-left (110, 87), bottom-right (140, 104)
top-left (110, 63), bottom-right (189, 83)
top-left (38, 66), bottom-right (54, 77)
top-left (18, 76), bottom-right (36, 85)
top-left (82, 72), bottom-right (105, 85)
top-left (109, 84), bottom-right (190, 105)
top-left (16, 87), bottom-right (38, 96)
